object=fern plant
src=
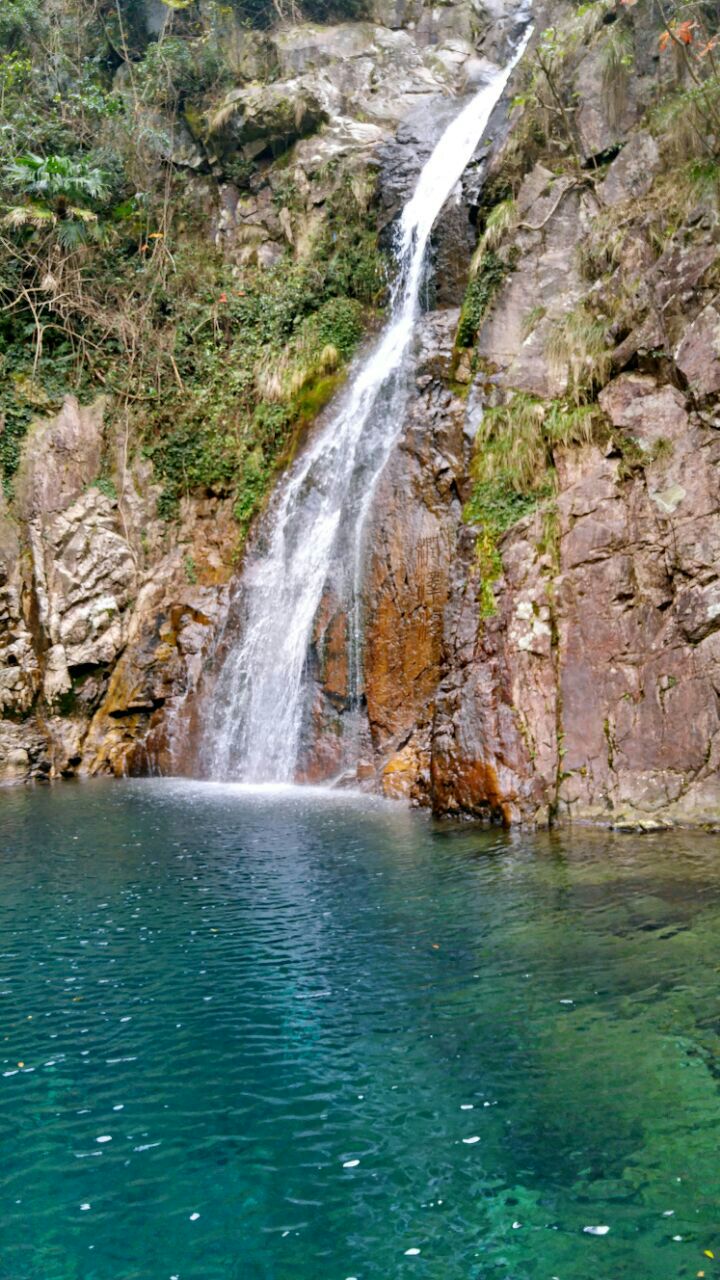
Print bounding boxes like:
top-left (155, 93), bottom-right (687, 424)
top-left (3, 153), bottom-right (108, 247)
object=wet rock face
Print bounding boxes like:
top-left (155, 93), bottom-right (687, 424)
top-left (304, 359), bottom-right (719, 828)
top-left (362, 317), bottom-right (465, 799)
top-left (208, 0), bottom-right (516, 267)
top-left (297, 99), bottom-right (720, 831)
top-left (298, 308), bottom-right (558, 822)
top-left (430, 521), bottom-right (558, 825)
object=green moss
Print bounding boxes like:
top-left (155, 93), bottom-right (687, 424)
top-left (475, 526), bottom-right (503, 618)
top-left (292, 371), bottom-right (344, 423)
top-left (615, 432), bottom-right (674, 480)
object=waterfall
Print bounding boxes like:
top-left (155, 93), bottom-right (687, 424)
top-left (202, 24), bottom-right (532, 783)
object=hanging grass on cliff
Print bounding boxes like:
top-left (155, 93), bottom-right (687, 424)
top-left (464, 395), bottom-right (605, 614)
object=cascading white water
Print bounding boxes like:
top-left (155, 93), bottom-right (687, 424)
top-left (204, 25), bottom-right (532, 782)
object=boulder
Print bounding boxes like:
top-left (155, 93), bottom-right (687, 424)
top-left (209, 79), bottom-right (329, 160)
top-left (0, 720), bottom-right (48, 783)
top-left (675, 305), bottom-right (720, 397)
top-left (599, 374), bottom-right (688, 447)
top-left (14, 396), bottom-right (104, 522)
top-left (574, 42), bottom-right (639, 160)
top-left (599, 132), bottom-right (660, 206)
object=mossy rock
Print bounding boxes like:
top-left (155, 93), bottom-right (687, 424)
top-left (208, 79), bottom-right (329, 160)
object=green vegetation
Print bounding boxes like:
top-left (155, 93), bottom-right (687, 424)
top-left (4, 152), bottom-right (109, 247)
top-left (509, 3), bottom-right (618, 175)
top-left (615, 432), bottom-right (674, 479)
top-left (473, 196), bottom-right (517, 257)
top-left (475, 396), bottom-right (599, 492)
top-left (0, 0), bottom-right (384, 534)
top-left (456, 251), bottom-right (509, 348)
top-left (464, 395), bottom-right (605, 615)
top-left (522, 304), bottom-right (546, 339)
top-left (142, 187), bottom-right (383, 523)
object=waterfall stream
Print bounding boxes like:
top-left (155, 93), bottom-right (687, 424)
top-left (202, 25), bottom-right (532, 782)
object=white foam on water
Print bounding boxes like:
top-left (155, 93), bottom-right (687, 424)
top-left (128, 776), bottom-right (399, 810)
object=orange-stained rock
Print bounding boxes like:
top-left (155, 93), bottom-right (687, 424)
top-left (431, 757), bottom-right (512, 825)
top-left (361, 312), bottom-right (464, 776)
top-left (312, 588), bottom-right (350, 704)
top-left (381, 739), bottom-right (430, 802)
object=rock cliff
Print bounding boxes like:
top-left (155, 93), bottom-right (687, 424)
top-left (1, 0), bottom-right (719, 830)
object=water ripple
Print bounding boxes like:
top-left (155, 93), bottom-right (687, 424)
top-left (0, 781), bottom-right (718, 1280)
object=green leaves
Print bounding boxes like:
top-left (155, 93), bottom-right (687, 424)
top-left (0, 0), bottom-right (47, 51)
top-left (456, 251), bottom-right (508, 348)
top-left (4, 153), bottom-right (109, 207)
top-left (2, 153), bottom-right (108, 248)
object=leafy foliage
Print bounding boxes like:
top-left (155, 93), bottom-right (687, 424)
top-left (3, 152), bottom-right (110, 246)
top-left (456, 251), bottom-right (509, 348)
top-left (144, 203), bottom-right (382, 524)
top-left (5, 153), bottom-right (108, 206)
top-left (0, 0), bottom-right (384, 536)
top-left (0, 0), bottom-right (47, 50)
